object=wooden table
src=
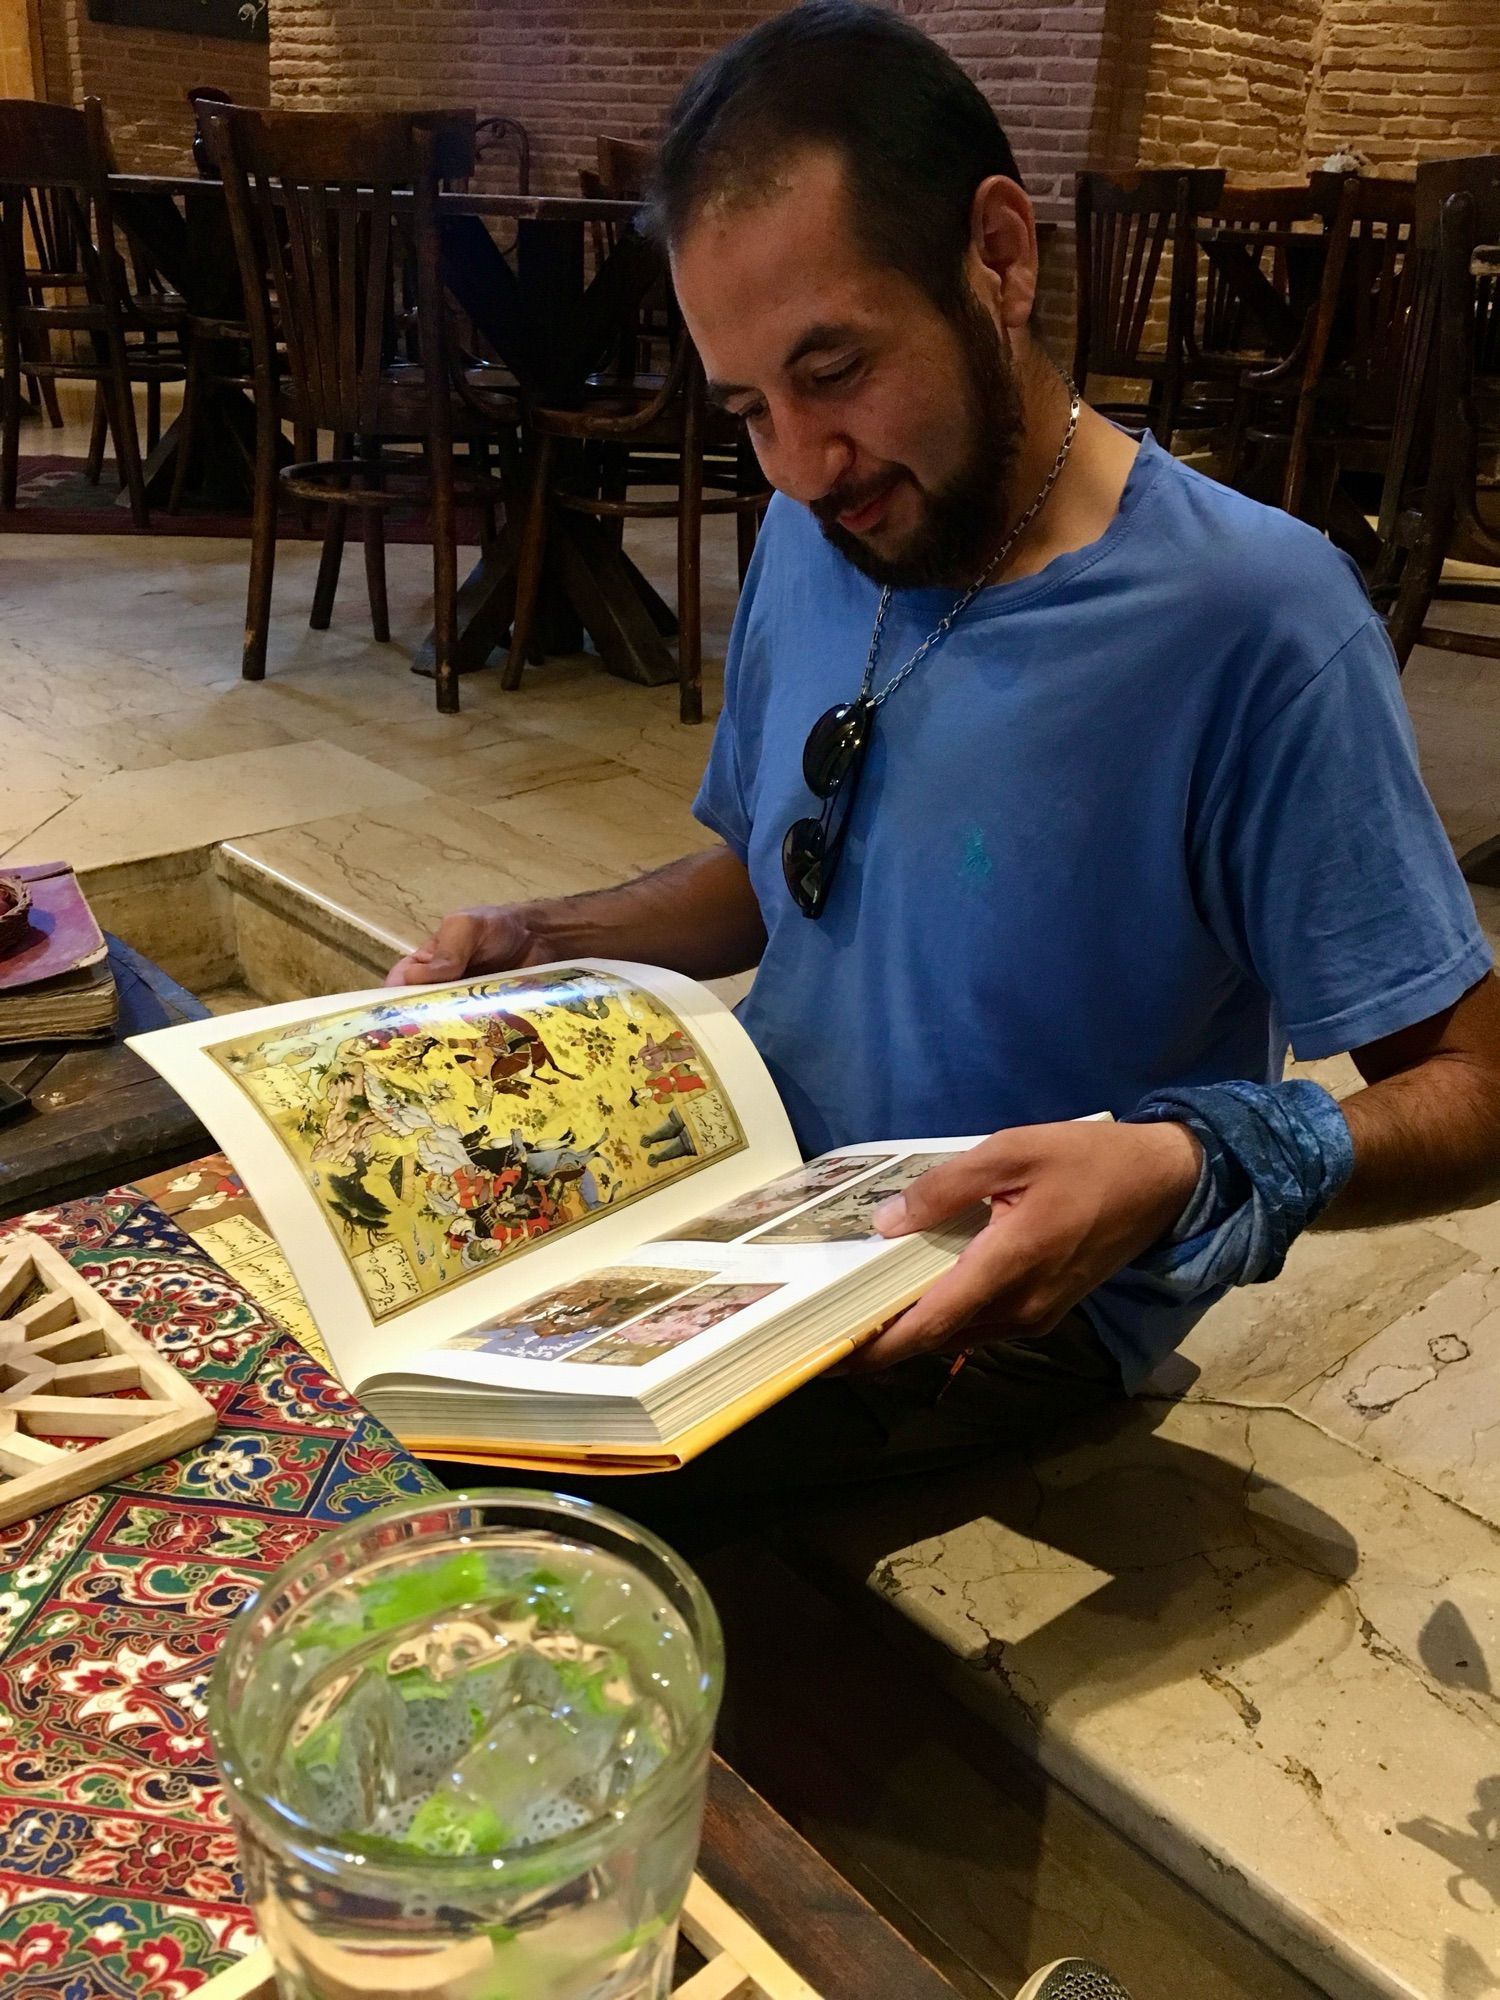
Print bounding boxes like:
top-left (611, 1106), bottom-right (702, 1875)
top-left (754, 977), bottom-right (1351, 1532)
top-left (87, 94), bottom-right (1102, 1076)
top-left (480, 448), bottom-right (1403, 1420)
top-left (0, 936), bottom-right (211, 1219)
top-left (699, 1753), bottom-right (961, 1998)
top-left (106, 176), bottom-right (679, 685)
top-left (2, 1155), bottom-right (961, 2000)
top-left (1194, 221), bottom-right (1329, 358)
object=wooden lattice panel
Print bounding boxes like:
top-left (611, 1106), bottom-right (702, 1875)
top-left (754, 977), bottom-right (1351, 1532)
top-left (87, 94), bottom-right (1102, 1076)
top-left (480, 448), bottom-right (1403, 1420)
top-left (197, 1875), bottom-right (821, 1999)
top-left (0, 1230), bottom-right (217, 1529)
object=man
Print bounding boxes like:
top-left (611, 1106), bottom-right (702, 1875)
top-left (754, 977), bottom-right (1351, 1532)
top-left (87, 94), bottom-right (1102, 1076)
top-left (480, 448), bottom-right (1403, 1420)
top-left (391, 3), bottom-right (1500, 1496)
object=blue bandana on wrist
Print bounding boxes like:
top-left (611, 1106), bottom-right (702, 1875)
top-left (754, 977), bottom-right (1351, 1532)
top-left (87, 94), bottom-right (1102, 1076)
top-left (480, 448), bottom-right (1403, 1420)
top-left (1122, 1078), bottom-right (1355, 1299)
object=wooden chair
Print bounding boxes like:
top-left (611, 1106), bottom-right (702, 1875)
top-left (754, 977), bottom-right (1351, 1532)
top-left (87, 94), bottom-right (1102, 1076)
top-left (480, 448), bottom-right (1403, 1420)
top-left (475, 115), bottom-right (530, 196)
top-left (0, 97), bottom-right (184, 528)
top-left (1231, 174), bottom-right (1416, 526)
top-left (504, 324), bottom-right (769, 724)
top-left (1072, 168), bottom-right (1225, 447)
top-left (208, 105), bottom-right (516, 712)
top-left (1370, 158), bottom-right (1500, 671)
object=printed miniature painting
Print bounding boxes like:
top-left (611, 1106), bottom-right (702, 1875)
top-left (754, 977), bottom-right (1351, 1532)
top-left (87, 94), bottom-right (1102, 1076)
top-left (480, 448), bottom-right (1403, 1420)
top-left (207, 970), bottom-right (744, 1320)
top-left (440, 1267), bottom-right (705, 1363)
top-left (581, 1282), bottom-right (783, 1366)
top-left (755, 1152), bottom-right (963, 1243)
top-left (661, 1151), bottom-right (899, 1242)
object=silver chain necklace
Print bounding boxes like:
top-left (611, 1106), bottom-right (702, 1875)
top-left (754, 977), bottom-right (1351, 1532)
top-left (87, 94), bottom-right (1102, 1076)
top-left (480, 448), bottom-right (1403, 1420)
top-left (854, 373), bottom-right (1082, 714)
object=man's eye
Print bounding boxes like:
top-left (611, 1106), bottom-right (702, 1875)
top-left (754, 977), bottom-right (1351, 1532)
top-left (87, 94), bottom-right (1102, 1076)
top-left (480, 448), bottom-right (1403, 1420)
top-left (811, 359), bottom-right (860, 389)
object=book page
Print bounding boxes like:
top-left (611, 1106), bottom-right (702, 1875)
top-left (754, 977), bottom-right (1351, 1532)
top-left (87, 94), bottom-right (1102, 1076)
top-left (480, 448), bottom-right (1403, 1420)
top-left (391, 1141), bottom-right (987, 1402)
top-left (130, 960), bottom-right (799, 1388)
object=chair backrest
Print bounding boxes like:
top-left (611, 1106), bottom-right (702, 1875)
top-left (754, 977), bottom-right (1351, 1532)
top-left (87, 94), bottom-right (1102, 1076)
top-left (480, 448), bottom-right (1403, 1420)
top-left (1073, 167), bottom-right (1225, 381)
top-left (0, 97), bottom-right (130, 339)
top-left (186, 86), bottom-right (234, 180)
top-left (474, 114), bottom-right (530, 196)
top-left (1378, 158), bottom-right (1500, 550)
top-left (1327, 175), bottom-right (1417, 429)
top-left (0, 95), bottom-right (114, 191)
top-left (209, 105), bottom-right (463, 438)
top-left (1196, 179), bottom-right (1340, 360)
top-left (596, 134), bottom-right (654, 201)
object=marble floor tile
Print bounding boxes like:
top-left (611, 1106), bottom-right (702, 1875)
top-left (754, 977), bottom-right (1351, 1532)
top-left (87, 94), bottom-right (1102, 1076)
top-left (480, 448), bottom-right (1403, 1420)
top-left (1288, 1264), bottom-right (1500, 1532)
top-left (1151, 1220), bottom-right (1474, 1407)
top-left (810, 1397), bottom-right (1500, 2000)
top-left (222, 792), bottom-right (627, 965)
top-left (0, 741), bottom-right (427, 871)
top-left (468, 766), bottom-right (717, 876)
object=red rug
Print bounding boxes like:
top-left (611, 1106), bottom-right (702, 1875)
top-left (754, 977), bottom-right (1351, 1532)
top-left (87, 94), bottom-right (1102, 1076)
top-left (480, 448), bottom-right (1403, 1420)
top-left (0, 456), bottom-right (473, 540)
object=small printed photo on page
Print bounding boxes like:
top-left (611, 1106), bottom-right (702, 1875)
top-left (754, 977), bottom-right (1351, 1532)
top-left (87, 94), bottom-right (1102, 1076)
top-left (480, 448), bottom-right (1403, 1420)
top-left (578, 1282), bottom-right (785, 1367)
top-left (660, 1150), bottom-right (901, 1243)
top-left (441, 1266), bottom-right (707, 1364)
top-left (752, 1151), bottom-right (967, 1244)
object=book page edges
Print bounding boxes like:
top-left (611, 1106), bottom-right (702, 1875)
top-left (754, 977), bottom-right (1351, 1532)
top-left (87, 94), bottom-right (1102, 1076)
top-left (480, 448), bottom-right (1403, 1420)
top-left (394, 1270), bottom-right (937, 1475)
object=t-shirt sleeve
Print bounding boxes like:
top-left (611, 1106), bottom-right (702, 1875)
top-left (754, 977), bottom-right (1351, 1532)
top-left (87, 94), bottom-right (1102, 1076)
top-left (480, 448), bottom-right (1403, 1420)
top-left (1193, 615), bottom-right (1492, 1059)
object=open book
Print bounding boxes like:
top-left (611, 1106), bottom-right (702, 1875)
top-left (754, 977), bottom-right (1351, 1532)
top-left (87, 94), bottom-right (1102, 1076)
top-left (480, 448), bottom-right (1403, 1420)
top-left (131, 962), bottom-right (986, 1473)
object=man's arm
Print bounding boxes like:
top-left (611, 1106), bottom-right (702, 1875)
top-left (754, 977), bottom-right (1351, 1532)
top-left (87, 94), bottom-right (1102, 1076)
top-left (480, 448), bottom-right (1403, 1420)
top-left (385, 845), bottom-right (766, 986)
top-left (848, 972), bottom-right (1500, 1372)
top-left (1332, 971), bottom-right (1500, 1224)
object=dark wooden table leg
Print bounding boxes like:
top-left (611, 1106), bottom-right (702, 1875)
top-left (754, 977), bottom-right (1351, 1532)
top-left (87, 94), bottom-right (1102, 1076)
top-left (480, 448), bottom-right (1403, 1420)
top-left (553, 512), bottom-right (679, 687)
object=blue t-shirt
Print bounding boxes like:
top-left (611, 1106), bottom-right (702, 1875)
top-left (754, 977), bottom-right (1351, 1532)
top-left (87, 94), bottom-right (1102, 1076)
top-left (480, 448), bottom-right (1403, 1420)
top-left (693, 435), bottom-right (1492, 1387)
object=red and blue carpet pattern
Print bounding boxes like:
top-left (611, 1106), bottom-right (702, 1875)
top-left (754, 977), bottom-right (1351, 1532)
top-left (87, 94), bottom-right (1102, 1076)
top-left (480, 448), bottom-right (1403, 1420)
top-left (0, 1184), bottom-right (440, 1997)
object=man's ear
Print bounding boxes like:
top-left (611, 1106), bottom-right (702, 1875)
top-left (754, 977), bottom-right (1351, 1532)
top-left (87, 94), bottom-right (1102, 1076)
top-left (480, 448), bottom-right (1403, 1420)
top-left (967, 175), bottom-right (1037, 331)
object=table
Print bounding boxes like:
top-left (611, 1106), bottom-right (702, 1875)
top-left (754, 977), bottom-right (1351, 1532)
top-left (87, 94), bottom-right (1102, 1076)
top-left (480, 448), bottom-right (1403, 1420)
top-left (1195, 222), bottom-right (1327, 357)
top-left (106, 175), bottom-right (676, 685)
top-left (0, 1163), bottom-right (960, 1999)
top-left (0, 937), bottom-right (210, 1221)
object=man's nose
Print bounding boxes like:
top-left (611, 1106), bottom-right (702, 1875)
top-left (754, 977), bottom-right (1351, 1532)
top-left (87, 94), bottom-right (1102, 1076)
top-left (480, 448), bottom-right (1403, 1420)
top-left (760, 406), bottom-right (853, 508)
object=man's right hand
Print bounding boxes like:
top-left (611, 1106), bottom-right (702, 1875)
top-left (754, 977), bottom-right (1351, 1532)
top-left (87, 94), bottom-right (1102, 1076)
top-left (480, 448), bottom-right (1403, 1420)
top-left (385, 905), bottom-right (555, 986)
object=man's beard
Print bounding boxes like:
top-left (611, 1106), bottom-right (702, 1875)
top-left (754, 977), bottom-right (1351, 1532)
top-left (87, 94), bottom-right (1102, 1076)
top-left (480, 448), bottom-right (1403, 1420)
top-left (813, 289), bottom-right (1026, 591)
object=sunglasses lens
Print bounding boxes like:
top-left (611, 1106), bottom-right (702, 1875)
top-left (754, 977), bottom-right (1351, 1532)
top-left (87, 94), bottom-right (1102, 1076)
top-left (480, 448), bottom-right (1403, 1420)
top-left (782, 817), bottom-right (827, 918)
top-left (803, 696), bottom-right (873, 796)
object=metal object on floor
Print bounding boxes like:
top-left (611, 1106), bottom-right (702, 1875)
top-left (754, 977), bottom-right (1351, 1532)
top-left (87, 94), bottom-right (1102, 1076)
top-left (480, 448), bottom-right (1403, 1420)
top-left (1014, 1960), bottom-right (1136, 2000)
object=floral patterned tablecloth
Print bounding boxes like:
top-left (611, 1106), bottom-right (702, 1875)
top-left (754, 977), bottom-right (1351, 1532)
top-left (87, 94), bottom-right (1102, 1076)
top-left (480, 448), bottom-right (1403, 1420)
top-left (0, 1177), bottom-right (442, 1998)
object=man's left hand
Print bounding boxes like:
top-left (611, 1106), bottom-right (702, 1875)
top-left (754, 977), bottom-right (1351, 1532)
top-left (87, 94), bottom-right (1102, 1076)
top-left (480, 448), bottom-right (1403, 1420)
top-left (846, 1119), bottom-right (1203, 1373)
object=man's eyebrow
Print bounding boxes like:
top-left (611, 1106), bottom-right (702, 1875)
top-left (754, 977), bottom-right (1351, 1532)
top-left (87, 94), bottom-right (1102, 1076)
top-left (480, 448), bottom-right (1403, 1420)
top-left (705, 323), bottom-right (863, 409)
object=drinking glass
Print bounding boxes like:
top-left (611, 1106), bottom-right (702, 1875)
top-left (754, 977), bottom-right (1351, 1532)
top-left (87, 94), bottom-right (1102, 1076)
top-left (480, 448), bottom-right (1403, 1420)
top-left (208, 1489), bottom-right (724, 2000)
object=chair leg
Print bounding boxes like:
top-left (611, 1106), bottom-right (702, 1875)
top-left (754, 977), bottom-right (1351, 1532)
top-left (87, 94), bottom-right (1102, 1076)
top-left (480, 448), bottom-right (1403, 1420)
top-left (678, 395), bottom-right (705, 727)
top-left (146, 377), bottom-right (162, 455)
top-left (85, 386), bottom-right (108, 485)
top-left (293, 422), bottom-right (317, 532)
top-left (1385, 523), bottom-right (1449, 671)
top-left (431, 440), bottom-right (460, 717)
top-left (503, 435), bottom-right (553, 692)
top-left (39, 372), bottom-right (62, 429)
top-left (310, 436), bottom-right (350, 631)
top-left (1, 333), bottom-right (21, 512)
top-left (359, 442), bottom-right (391, 644)
top-left (735, 433), bottom-right (760, 587)
top-left (242, 402), bottom-right (281, 682)
top-left (169, 335), bottom-right (202, 515)
top-left (107, 346), bottom-right (150, 530)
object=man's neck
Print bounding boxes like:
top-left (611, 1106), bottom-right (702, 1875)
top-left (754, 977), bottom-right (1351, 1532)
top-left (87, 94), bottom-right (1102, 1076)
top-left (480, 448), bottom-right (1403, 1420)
top-left (994, 344), bottom-right (1140, 588)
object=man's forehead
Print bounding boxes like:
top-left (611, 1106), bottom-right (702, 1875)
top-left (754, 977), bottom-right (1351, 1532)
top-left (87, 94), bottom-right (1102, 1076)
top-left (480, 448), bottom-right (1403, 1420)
top-left (672, 151), bottom-right (891, 379)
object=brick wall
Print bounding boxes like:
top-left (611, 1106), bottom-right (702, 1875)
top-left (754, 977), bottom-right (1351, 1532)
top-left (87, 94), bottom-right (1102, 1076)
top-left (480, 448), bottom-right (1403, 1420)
top-left (35, 0), bottom-right (269, 172)
top-left (264, 0), bottom-right (1105, 220)
top-left (1104, 0), bottom-right (1322, 179)
top-left (1306, 0), bottom-right (1500, 173)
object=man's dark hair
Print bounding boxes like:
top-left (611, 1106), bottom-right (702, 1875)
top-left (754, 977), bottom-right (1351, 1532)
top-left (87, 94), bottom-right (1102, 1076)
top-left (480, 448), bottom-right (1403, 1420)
top-left (645, 1), bottom-right (1024, 315)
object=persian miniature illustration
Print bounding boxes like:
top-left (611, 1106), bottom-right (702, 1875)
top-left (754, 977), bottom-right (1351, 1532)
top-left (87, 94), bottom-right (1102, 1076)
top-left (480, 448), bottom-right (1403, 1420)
top-left (755, 1152), bottom-right (963, 1243)
top-left (207, 970), bottom-right (744, 1320)
top-left (660, 1151), bottom-right (900, 1243)
top-left (581, 1282), bottom-right (783, 1366)
top-left (440, 1266), bottom-right (706, 1363)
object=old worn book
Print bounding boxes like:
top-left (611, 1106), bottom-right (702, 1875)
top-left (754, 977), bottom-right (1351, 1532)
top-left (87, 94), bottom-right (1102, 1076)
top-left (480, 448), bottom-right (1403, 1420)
top-left (0, 863), bottom-right (116, 1044)
top-left (131, 961), bottom-right (986, 1472)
